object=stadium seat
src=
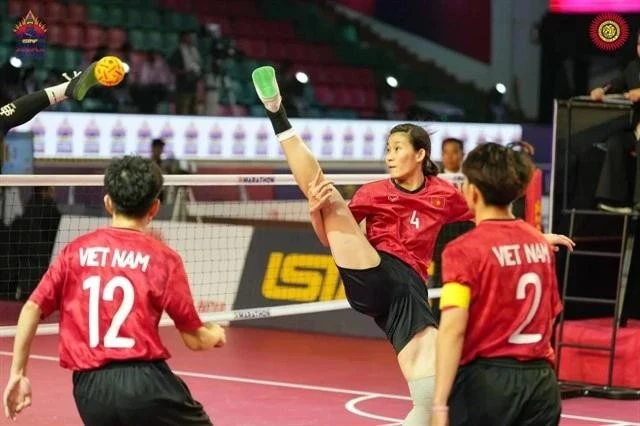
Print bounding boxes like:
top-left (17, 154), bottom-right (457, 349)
top-left (128, 29), bottom-right (146, 50)
top-left (138, 10), bottom-right (162, 30)
top-left (64, 25), bottom-right (83, 49)
top-left (125, 8), bottom-right (144, 29)
top-left (0, 21), bottom-right (13, 44)
top-left (44, 2), bottom-right (66, 23)
top-left (68, 3), bottom-right (86, 24)
top-left (46, 24), bottom-right (65, 46)
top-left (106, 7), bottom-right (126, 28)
top-left (107, 28), bottom-right (127, 51)
top-left (84, 24), bottom-right (106, 51)
top-left (0, 44), bottom-right (11, 63)
top-left (147, 30), bottom-right (163, 52)
top-left (7, 0), bottom-right (22, 17)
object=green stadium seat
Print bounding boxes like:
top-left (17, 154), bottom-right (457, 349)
top-left (163, 32), bottom-right (179, 56)
top-left (42, 47), bottom-right (62, 70)
top-left (0, 21), bottom-right (14, 44)
top-left (147, 31), bottom-right (163, 52)
top-left (0, 43), bottom-right (11, 63)
top-left (128, 29), bottom-right (147, 50)
top-left (125, 9), bottom-right (144, 29)
top-left (106, 7), bottom-right (126, 28)
top-left (86, 5), bottom-right (107, 25)
top-left (56, 48), bottom-right (83, 70)
top-left (139, 10), bottom-right (162, 30)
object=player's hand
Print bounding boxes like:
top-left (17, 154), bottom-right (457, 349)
top-left (624, 88), bottom-right (640, 103)
top-left (205, 322), bottom-right (226, 348)
top-left (590, 87), bottom-right (605, 101)
top-left (308, 170), bottom-right (338, 213)
top-left (431, 408), bottom-right (449, 426)
top-left (543, 233), bottom-right (575, 252)
top-left (3, 374), bottom-right (32, 420)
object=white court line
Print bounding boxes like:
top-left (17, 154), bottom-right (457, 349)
top-left (1, 351), bottom-right (639, 425)
top-left (0, 351), bottom-right (410, 400)
top-left (344, 395), bottom-right (403, 424)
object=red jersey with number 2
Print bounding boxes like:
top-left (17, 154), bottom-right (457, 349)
top-left (441, 220), bottom-right (563, 365)
top-left (349, 177), bottom-right (472, 281)
top-left (29, 227), bottom-right (203, 371)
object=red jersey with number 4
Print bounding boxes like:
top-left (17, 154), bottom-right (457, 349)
top-left (349, 177), bottom-right (472, 281)
top-left (441, 220), bottom-right (563, 365)
top-left (29, 227), bottom-right (203, 371)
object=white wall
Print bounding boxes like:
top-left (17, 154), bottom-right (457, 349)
top-left (332, 0), bottom-right (548, 121)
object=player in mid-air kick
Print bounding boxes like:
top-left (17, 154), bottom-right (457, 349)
top-left (0, 59), bottom-right (108, 137)
top-left (251, 66), bottom-right (573, 425)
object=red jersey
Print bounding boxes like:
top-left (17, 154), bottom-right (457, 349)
top-left (349, 177), bottom-right (472, 281)
top-left (29, 227), bottom-right (203, 371)
top-left (441, 220), bottom-right (563, 365)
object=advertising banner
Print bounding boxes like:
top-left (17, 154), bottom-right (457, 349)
top-left (10, 111), bottom-right (523, 162)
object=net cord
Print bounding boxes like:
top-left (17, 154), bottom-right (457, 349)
top-left (0, 173), bottom-right (464, 187)
top-left (0, 289), bottom-right (442, 338)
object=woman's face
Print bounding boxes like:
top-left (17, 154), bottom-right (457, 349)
top-left (385, 132), bottom-right (424, 180)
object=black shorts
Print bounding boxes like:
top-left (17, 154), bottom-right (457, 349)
top-left (337, 251), bottom-right (437, 353)
top-left (72, 359), bottom-right (213, 426)
top-left (448, 358), bottom-right (561, 426)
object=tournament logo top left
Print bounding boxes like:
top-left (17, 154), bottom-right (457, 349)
top-left (13, 10), bottom-right (47, 60)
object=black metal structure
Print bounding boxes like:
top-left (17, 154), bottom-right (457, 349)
top-left (551, 98), bottom-right (640, 399)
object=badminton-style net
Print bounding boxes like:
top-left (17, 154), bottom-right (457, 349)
top-left (0, 173), bottom-right (468, 336)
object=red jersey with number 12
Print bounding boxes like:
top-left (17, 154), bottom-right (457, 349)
top-left (442, 220), bottom-right (563, 365)
top-left (349, 177), bottom-right (472, 281)
top-left (29, 227), bottom-right (203, 371)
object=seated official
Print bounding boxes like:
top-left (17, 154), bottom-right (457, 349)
top-left (590, 31), bottom-right (640, 214)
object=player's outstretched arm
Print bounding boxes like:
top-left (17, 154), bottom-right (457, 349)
top-left (3, 301), bottom-right (40, 420)
top-left (542, 233), bottom-right (575, 252)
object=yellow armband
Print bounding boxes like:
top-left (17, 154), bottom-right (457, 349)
top-left (439, 282), bottom-right (471, 310)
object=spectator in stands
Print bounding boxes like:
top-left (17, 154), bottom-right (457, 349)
top-left (589, 31), bottom-right (640, 214)
top-left (10, 186), bottom-right (61, 300)
top-left (440, 138), bottom-right (464, 173)
top-left (170, 31), bottom-right (202, 115)
top-left (131, 50), bottom-right (172, 114)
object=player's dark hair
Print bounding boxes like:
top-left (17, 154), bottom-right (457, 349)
top-left (104, 155), bottom-right (163, 218)
top-left (442, 137), bottom-right (464, 152)
top-left (389, 123), bottom-right (439, 176)
top-left (462, 142), bottom-right (534, 207)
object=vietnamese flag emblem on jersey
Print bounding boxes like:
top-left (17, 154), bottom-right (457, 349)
top-left (430, 197), bottom-right (445, 209)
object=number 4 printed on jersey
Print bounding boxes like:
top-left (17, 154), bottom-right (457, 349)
top-left (410, 210), bottom-right (420, 229)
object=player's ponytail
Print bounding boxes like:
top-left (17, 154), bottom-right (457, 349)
top-left (389, 123), bottom-right (439, 177)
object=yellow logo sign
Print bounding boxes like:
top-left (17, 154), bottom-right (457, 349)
top-left (261, 252), bottom-right (346, 302)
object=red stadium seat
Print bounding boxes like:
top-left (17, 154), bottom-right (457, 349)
top-left (235, 38), bottom-right (268, 59)
top-left (84, 25), bottom-right (106, 51)
top-left (106, 28), bottom-right (127, 51)
top-left (64, 24), bottom-right (83, 49)
top-left (314, 85), bottom-right (335, 107)
top-left (44, 2), bottom-right (66, 23)
top-left (46, 24), bottom-right (65, 46)
top-left (67, 3), bottom-right (86, 24)
top-left (23, 1), bottom-right (44, 16)
top-left (8, 0), bottom-right (23, 18)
